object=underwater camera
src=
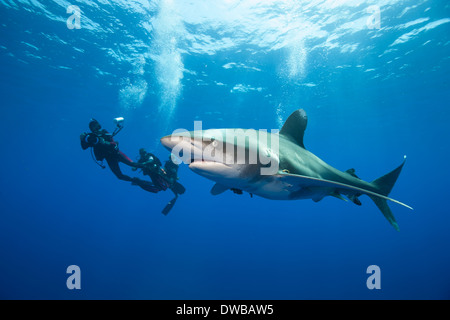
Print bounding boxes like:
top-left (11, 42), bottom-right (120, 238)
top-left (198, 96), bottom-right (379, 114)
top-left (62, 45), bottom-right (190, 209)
top-left (85, 132), bottom-right (99, 146)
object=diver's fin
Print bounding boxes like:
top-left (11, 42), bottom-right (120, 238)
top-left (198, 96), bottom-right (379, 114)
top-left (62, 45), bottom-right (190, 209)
top-left (172, 182), bottom-right (186, 195)
top-left (280, 109), bottom-right (307, 149)
top-left (162, 196), bottom-right (178, 215)
top-left (211, 183), bottom-right (228, 195)
top-left (345, 168), bottom-right (360, 179)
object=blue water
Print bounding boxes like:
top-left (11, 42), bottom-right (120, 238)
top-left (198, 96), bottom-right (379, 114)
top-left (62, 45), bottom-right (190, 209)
top-left (0, 0), bottom-right (449, 300)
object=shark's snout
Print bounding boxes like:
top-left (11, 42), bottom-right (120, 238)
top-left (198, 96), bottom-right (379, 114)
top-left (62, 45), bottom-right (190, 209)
top-left (160, 135), bottom-right (182, 151)
top-left (161, 133), bottom-right (205, 164)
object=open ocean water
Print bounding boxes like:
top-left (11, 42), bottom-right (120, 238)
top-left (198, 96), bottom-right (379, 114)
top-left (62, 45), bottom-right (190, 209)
top-left (0, 0), bottom-right (449, 300)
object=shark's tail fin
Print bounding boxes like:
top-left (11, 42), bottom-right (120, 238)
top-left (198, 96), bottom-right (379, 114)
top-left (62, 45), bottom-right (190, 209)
top-left (368, 156), bottom-right (407, 231)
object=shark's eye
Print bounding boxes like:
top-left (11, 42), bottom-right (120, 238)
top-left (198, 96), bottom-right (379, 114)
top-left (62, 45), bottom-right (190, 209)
top-left (209, 136), bottom-right (218, 147)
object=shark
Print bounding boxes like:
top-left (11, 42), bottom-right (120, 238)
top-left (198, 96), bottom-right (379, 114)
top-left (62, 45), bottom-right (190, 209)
top-left (160, 109), bottom-right (412, 230)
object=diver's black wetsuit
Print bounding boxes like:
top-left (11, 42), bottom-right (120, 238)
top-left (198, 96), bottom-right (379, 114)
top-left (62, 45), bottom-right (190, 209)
top-left (135, 150), bottom-right (186, 195)
top-left (134, 149), bottom-right (186, 215)
top-left (135, 151), bottom-right (170, 191)
top-left (80, 129), bottom-right (160, 193)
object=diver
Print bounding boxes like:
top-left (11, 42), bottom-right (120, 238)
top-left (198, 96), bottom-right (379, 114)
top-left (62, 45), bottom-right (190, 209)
top-left (133, 148), bottom-right (186, 214)
top-left (80, 118), bottom-right (160, 193)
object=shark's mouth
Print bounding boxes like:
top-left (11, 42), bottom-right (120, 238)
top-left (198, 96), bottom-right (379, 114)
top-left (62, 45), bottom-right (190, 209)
top-left (161, 134), bottom-right (234, 169)
top-left (185, 140), bottom-right (232, 167)
top-left (188, 160), bottom-right (232, 178)
top-left (188, 158), bottom-right (232, 168)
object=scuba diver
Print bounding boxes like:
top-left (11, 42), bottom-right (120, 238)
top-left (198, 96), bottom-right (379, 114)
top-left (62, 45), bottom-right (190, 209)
top-left (133, 148), bottom-right (186, 215)
top-left (80, 118), bottom-right (160, 193)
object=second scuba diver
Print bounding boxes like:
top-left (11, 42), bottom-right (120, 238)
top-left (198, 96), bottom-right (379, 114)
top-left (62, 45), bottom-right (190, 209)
top-left (133, 148), bottom-right (186, 215)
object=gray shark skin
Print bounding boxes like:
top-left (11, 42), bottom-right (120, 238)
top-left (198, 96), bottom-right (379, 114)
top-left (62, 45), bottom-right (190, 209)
top-left (160, 109), bottom-right (412, 231)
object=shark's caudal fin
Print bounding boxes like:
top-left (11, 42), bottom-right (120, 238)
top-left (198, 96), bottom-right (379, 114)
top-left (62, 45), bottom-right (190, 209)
top-left (368, 156), bottom-right (408, 231)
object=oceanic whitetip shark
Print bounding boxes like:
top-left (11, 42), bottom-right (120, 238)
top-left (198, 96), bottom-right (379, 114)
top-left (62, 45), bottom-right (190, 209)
top-left (160, 109), bottom-right (412, 230)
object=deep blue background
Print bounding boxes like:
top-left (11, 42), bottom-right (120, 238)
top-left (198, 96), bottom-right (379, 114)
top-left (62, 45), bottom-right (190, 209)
top-left (0, 0), bottom-right (449, 299)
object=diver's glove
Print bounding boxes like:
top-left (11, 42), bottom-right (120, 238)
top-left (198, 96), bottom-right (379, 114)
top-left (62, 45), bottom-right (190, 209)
top-left (135, 162), bottom-right (146, 169)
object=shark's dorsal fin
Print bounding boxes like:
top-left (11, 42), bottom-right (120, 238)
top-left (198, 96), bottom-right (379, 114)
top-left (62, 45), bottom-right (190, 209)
top-left (211, 183), bottom-right (228, 195)
top-left (280, 109), bottom-right (308, 149)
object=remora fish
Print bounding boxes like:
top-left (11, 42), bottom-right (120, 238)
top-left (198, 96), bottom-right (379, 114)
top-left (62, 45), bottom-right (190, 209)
top-left (161, 109), bottom-right (412, 230)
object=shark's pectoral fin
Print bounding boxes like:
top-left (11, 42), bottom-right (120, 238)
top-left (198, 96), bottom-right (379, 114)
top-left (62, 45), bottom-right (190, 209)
top-left (210, 183), bottom-right (229, 195)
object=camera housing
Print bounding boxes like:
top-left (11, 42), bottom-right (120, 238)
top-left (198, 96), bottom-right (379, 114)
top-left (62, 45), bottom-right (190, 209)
top-left (85, 133), bottom-right (99, 146)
